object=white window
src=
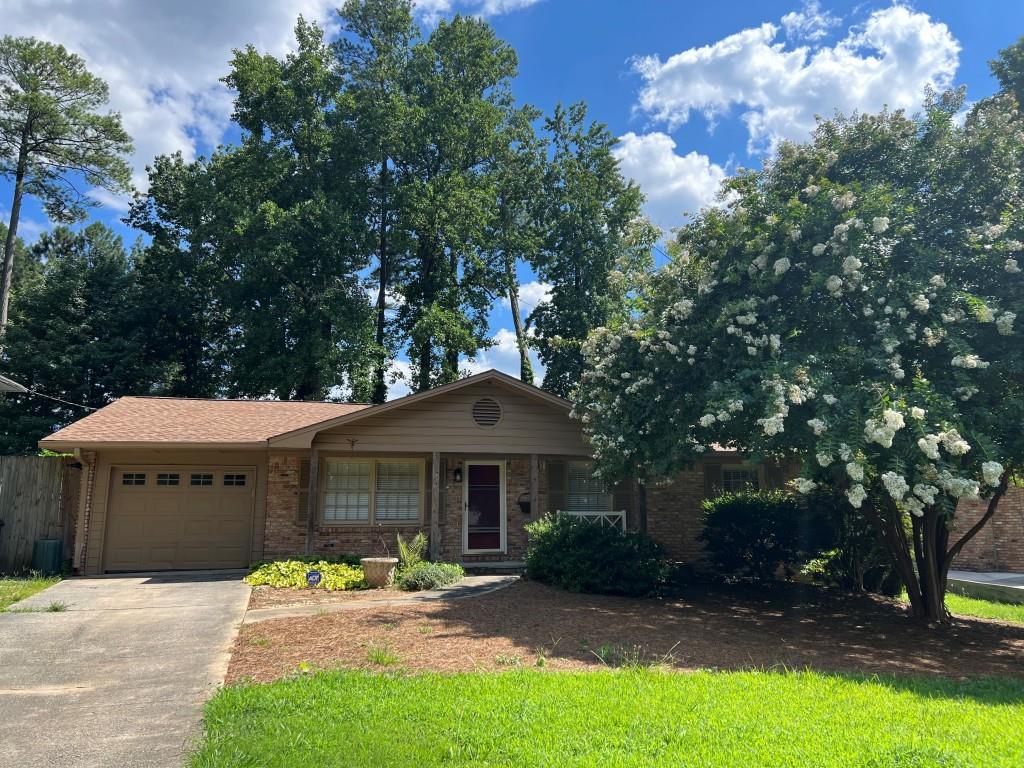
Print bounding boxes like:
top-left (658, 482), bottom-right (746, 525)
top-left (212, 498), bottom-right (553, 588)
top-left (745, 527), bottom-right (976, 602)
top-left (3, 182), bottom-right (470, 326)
top-left (722, 466), bottom-right (759, 493)
top-left (566, 461), bottom-right (612, 512)
top-left (375, 461), bottom-right (421, 521)
top-left (323, 460), bottom-right (371, 522)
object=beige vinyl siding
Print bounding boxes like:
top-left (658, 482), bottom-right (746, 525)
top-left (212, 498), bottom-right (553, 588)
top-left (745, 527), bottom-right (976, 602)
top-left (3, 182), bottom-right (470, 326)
top-left (82, 448), bottom-right (269, 574)
top-left (313, 381), bottom-right (589, 455)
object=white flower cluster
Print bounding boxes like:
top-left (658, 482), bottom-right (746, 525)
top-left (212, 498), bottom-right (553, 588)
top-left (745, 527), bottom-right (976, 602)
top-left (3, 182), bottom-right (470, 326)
top-left (910, 407), bottom-right (926, 419)
top-left (842, 256), bottom-right (862, 275)
top-left (936, 470), bottom-right (980, 500)
top-left (807, 418), bottom-right (827, 436)
top-left (912, 294), bottom-right (930, 313)
top-left (996, 312), bottom-right (1015, 335)
top-left (847, 484), bottom-right (867, 508)
top-left (826, 275), bottom-right (843, 297)
top-left (1007, 258), bottom-right (1021, 273)
top-left (864, 409), bottom-right (905, 448)
top-left (791, 478), bottom-right (818, 494)
top-left (919, 428), bottom-right (971, 456)
top-left (872, 217), bottom-right (890, 234)
top-left (812, 243), bottom-right (827, 257)
top-left (846, 462), bottom-right (864, 482)
top-left (951, 354), bottom-right (990, 369)
top-left (774, 258), bottom-right (791, 276)
top-left (982, 461), bottom-right (1004, 486)
top-left (832, 191), bottom-right (856, 211)
top-left (881, 471), bottom-right (910, 502)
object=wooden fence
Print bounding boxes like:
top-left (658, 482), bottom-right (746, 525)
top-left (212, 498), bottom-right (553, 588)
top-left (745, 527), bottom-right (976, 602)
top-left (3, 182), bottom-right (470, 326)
top-left (0, 456), bottom-right (81, 574)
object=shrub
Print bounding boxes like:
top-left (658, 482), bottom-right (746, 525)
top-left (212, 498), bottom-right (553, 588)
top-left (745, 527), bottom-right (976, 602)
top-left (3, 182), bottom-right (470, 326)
top-left (396, 532), bottom-right (428, 570)
top-left (245, 558), bottom-right (366, 591)
top-left (699, 490), bottom-right (834, 581)
top-left (395, 561), bottom-right (464, 591)
top-left (524, 514), bottom-right (667, 597)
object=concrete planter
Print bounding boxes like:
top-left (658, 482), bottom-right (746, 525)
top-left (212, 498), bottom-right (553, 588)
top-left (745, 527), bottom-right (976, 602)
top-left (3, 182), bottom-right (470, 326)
top-left (361, 557), bottom-right (399, 588)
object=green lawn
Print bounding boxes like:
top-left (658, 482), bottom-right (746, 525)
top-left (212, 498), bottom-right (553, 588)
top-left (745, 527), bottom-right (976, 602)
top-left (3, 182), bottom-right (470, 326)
top-left (191, 670), bottom-right (1024, 767)
top-left (0, 575), bottom-right (60, 612)
top-left (946, 592), bottom-right (1024, 624)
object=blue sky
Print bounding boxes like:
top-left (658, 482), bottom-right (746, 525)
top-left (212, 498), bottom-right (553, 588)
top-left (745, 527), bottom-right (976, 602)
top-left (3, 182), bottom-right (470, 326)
top-left (4, 0), bottom-right (1024, 396)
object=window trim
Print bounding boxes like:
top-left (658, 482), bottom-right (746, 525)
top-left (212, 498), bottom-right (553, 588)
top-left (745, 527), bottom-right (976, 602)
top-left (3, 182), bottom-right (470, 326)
top-left (720, 463), bottom-right (762, 493)
top-left (319, 457), bottom-right (426, 526)
top-left (156, 472), bottom-right (180, 487)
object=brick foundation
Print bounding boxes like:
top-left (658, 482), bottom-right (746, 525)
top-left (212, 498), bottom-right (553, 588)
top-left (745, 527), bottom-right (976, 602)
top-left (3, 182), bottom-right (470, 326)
top-left (953, 486), bottom-right (1024, 573)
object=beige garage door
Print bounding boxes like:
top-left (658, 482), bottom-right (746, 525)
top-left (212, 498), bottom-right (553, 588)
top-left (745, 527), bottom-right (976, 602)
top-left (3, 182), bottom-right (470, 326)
top-left (104, 466), bottom-right (255, 572)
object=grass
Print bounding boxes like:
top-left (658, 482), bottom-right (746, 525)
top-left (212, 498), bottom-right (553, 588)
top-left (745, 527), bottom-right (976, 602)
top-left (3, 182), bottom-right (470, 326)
top-left (190, 669), bottom-right (1024, 767)
top-left (365, 642), bottom-right (400, 666)
top-left (0, 574), bottom-right (60, 612)
top-left (945, 592), bottom-right (1024, 624)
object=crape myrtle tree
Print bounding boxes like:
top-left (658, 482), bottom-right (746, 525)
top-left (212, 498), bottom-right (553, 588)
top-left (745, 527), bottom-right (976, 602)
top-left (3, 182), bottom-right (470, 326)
top-left (577, 70), bottom-right (1024, 622)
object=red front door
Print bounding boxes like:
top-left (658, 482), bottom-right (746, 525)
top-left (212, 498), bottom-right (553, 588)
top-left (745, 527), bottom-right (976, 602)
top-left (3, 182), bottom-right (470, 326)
top-left (466, 463), bottom-right (503, 551)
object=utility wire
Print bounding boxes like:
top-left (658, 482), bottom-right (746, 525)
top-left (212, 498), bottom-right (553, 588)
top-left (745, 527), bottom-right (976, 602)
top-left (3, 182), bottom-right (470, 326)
top-left (24, 388), bottom-right (96, 412)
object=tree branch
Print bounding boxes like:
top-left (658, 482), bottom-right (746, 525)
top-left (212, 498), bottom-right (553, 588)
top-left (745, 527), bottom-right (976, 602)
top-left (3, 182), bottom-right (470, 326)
top-left (946, 467), bottom-right (1013, 564)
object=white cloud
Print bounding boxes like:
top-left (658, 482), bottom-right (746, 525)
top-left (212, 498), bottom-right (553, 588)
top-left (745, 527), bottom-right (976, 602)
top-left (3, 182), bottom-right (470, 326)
top-left (613, 132), bottom-right (727, 232)
top-left (86, 187), bottom-right (133, 213)
top-left (386, 359), bottom-right (414, 401)
top-left (1, 208), bottom-right (50, 243)
top-left (632, 4), bottom-right (960, 154)
top-left (415, 0), bottom-right (541, 24)
top-left (461, 327), bottom-right (543, 384)
top-left (781, 0), bottom-right (840, 42)
top-left (0, 0), bottom-right (339, 195)
top-left (501, 280), bottom-right (551, 315)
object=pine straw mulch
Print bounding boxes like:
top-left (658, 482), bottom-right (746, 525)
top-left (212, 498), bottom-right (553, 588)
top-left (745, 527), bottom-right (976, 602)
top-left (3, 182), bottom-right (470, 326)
top-left (228, 579), bottom-right (1024, 685)
top-left (248, 585), bottom-right (404, 610)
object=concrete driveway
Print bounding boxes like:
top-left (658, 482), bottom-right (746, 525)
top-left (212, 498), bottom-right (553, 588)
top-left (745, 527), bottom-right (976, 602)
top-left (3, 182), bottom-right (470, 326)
top-left (0, 572), bottom-right (250, 768)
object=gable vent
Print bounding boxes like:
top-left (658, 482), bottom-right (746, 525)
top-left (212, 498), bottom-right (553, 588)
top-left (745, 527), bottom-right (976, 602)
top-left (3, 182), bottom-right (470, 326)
top-left (472, 397), bottom-right (502, 428)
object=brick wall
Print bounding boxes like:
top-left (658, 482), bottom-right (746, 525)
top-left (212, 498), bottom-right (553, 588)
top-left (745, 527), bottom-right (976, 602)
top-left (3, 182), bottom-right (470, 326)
top-left (645, 469), bottom-right (708, 562)
top-left (953, 485), bottom-right (1024, 573)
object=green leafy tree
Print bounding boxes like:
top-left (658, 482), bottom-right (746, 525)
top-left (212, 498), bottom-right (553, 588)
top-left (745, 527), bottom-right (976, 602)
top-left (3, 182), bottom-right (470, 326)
top-left (397, 15), bottom-right (518, 391)
top-left (336, 0), bottom-right (418, 403)
top-left (0, 224), bottom-right (157, 453)
top-left (0, 36), bottom-right (132, 333)
top-left (532, 103), bottom-right (655, 397)
top-left (577, 78), bottom-right (1024, 622)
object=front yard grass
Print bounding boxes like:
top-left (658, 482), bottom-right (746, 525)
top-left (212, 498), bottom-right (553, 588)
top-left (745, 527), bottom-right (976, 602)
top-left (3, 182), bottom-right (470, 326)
top-left (191, 669), bottom-right (1024, 768)
top-left (945, 592), bottom-right (1024, 624)
top-left (0, 574), bottom-right (60, 612)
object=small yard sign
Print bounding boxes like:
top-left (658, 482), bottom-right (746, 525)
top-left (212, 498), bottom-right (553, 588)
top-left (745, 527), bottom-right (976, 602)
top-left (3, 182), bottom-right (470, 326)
top-left (306, 570), bottom-right (322, 588)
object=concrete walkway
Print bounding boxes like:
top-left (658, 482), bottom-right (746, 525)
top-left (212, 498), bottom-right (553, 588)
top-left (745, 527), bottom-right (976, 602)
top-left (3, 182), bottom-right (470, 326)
top-left (243, 574), bottom-right (518, 624)
top-left (948, 570), bottom-right (1024, 604)
top-left (0, 572), bottom-right (250, 768)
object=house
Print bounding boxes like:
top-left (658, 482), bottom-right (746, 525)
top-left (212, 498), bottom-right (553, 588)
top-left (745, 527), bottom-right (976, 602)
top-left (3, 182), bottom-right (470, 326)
top-left (40, 369), bottom-right (781, 575)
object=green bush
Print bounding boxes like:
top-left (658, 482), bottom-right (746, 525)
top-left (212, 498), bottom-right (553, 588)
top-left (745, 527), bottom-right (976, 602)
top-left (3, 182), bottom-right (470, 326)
top-left (397, 532), bottom-right (428, 570)
top-left (524, 514), bottom-right (667, 597)
top-left (801, 493), bottom-right (901, 596)
top-left (699, 490), bottom-right (834, 581)
top-left (245, 558), bottom-right (366, 591)
top-left (395, 561), bottom-right (464, 591)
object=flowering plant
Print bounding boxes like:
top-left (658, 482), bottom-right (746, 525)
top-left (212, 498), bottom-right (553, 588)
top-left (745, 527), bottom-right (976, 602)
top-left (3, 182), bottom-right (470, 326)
top-left (577, 70), bottom-right (1024, 622)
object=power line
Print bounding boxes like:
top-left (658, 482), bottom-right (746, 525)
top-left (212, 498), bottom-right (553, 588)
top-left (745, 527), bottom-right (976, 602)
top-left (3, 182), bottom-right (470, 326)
top-left (24, 388), bottom-right (96, 412)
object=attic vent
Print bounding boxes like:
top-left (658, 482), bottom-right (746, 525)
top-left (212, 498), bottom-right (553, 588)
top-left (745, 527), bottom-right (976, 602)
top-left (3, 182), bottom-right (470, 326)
top-left (472, 397), bottom-right (502, 428)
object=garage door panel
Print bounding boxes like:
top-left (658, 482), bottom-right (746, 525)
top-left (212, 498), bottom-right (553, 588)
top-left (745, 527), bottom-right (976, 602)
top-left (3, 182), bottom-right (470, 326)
top-left (104, 466), bottom-right (254, 572)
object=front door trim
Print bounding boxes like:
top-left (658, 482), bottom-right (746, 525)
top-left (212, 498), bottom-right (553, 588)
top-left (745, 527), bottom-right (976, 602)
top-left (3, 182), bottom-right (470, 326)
top-left (462, 460), bottom-right (506, 554)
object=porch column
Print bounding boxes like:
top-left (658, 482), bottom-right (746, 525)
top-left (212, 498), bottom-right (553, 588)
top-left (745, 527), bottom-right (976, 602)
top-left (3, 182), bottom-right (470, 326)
top-left (530, 453), bottom-right (540, 520)
top-left (304, 447), bottom-right (320, 556)
top-left (430, 451), bottom-right (441, 560)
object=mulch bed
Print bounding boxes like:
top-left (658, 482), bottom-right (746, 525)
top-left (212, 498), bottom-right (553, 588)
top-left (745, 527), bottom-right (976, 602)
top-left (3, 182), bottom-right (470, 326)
top-left (229, 579), bottom-right (1024, 684)
top-left (248, 585), bottom-right (404, 610)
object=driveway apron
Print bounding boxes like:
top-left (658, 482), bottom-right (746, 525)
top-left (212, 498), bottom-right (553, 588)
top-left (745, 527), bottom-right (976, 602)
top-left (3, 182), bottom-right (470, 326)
top-left (0, 572), bottom-right (250, 768)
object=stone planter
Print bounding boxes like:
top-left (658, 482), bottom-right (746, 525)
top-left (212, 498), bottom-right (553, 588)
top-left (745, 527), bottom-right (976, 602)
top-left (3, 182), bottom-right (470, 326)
top-left (361, 557), bottom-right (399, 588)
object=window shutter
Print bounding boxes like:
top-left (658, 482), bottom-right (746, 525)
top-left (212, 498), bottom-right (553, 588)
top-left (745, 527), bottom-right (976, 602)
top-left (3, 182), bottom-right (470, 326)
top-left (296, 458), bottom-right (311, 524)
top-left (546, 459), bottom-right (566, 513)
top-left (703, 463), bottom-right (723, 498)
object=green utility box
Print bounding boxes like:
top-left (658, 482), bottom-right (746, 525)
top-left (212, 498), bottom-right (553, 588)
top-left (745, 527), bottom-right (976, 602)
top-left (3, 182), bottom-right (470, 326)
top-left (31, 538), bottom-right (63, 576)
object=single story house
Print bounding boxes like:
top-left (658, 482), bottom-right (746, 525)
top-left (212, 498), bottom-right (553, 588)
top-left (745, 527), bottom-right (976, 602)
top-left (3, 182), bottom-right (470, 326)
top-left (40, 369), bottom-right (784, 575)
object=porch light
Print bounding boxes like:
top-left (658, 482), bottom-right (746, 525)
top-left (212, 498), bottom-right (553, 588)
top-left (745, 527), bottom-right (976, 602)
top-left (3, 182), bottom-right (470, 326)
top-left (453, 466), bottom-right (463, 483)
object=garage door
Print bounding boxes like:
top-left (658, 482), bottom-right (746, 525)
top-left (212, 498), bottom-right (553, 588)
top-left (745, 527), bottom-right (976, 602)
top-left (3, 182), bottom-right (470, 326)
top-left (104, 466), bottom-right (255, 572)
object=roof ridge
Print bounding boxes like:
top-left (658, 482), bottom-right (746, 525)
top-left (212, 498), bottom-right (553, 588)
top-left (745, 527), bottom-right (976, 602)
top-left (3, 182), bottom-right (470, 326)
top-left (117, 396), bottom-right (371, 405)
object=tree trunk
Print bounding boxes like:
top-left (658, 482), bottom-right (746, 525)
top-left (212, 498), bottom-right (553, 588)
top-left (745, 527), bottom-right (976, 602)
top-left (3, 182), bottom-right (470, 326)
top-left (372, 162), bottom-right (390, 404)
top-left (505, 254), bottom-right (533, 383)
top-left (1, 134), bottom-right (30, 336)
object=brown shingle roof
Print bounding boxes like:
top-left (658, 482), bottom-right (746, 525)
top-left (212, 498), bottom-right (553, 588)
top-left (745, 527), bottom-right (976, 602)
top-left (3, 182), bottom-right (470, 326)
top-left (40, 397), bottom-right (370, 448)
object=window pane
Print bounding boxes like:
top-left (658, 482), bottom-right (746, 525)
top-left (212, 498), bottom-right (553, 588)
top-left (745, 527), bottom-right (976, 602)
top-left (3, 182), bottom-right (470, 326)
top-left (565, 462), bottom-right (612, 511)
top-left (122, 473), bottom-right (146, 486)
top-left (323, 460), bottom-right (370, 522)
top-left (190, 473), bottom-right (213, 487)
top-left (722, 468), bottom-right (758, 493)
top-left (223, 474), bottom-right (247, 487)
top-left (375, 462), bottom-right (420, 521)
top-left (156, 473), bottom-right (179, 486)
